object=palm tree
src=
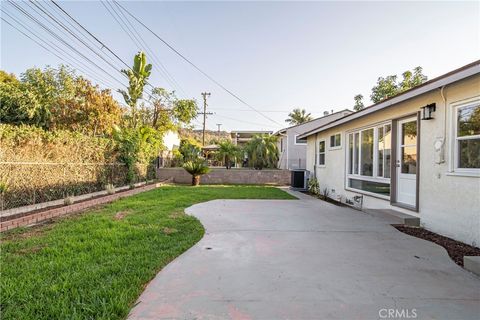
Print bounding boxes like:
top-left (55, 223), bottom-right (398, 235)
top-left (244, 135), bottom-right (279, 169)
top-left (216, 140), bottom-right (240, 169)
top-left (183, 159), bottom-right (211, 186)
top-left (285, 108), bottom-right (313, 125)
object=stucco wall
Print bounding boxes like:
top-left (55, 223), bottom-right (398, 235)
top-left (157, 168), bottom-right (291, 185)
top-left (306, 75), bottom-right (480, 246)
top-left (278, 111), bottom-right (351, 170)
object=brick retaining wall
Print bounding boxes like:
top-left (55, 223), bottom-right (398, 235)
top-left (0, 183), bottom-right (160, 232)
top-left (157, 167), bottom-right (291, 185)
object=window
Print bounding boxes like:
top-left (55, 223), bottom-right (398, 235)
top-left (295, 135), bottom-right (307, 145)
top-left (347, 123), bottom-right (392, 196)
top-left (330, 133), bottom-right (341, 149)
top-left (318, 140), bottom-right (325, 166)
top-left (454, 100), bottom-right (480, 171)
top-left (378, 125), bottom-right (392, 178)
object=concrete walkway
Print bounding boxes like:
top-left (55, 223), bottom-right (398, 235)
top-left (128, 192), bottom-right (480, 320)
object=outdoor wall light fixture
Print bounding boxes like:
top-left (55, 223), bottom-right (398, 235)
top-left (421, 103), bottom-right (436, 120)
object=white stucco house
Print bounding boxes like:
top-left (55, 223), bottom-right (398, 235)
top-left (298, 60), bottom-right (480, 246)
top-left (274, 110), bottom-right (352, 169)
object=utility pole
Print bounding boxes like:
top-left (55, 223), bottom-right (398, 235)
top-left (216, 123), bottom-right (222, 137)
top-left (199, 92), bottom-right (212, 146)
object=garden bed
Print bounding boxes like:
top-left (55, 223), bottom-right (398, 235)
top-left (394, 225), bottom-right (480, 267)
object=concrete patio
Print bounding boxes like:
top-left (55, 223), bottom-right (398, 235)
top-left (128, 192), bottom-right (480, 320)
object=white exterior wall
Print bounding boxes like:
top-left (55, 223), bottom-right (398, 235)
top-left (278, 111), bottom-right (351, 170)
top-left (306, 75), bottom-right (480, 246)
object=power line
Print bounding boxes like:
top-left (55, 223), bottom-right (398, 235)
top-left (48, 0), bottom-right (164, 104)
top-left (113, 0), bottom-right (283, 127)
top-left (213, 114), bottom-right (278, 129)
top-left (0, 12), bottom-right (118, 91)
top-left (108, 0), bottom-right (188, 97)
top-left (6, 1), bottom-right (127, 91)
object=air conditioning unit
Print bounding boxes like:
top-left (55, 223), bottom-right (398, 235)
top-left (290, 169), bottom-right (309, 191)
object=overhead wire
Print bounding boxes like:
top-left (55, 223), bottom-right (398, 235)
top-left (107, 0), bottom-right (188, 97)
top-left (113, 0), bottom-right (282, 127)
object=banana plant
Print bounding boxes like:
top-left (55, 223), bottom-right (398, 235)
top-left (119, 52), bottom-right (152, 128)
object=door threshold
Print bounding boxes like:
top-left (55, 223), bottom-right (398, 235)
top-left (391, 202), bottom-right (418, 212)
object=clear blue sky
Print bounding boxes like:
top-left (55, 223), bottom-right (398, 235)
top-left (1, 1), bottom-right (479, 132)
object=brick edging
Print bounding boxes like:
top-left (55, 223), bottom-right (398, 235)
top-left (0, 183), bottom-right (160, 232)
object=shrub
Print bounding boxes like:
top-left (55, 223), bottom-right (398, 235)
top-left (308, 178), bottom-right (319, 195)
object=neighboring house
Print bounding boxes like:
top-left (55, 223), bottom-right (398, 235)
top-left (231, 130), bottom-right (273, 147)
top-left (298, 60), bottom-right (480, 246)
top-left (275, 110), bottom-right (352, 170)
top-left (158, 131), bottom-right (181, 167)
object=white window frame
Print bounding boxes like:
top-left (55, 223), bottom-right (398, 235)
top-left (317, 139), bottom-right (326, 167)
top-left (329, 132), bottom-right (342, 150)
top-left (450, 96), bottom-right (480, 176)
top-left (294, 134), bottom-right (307, 145)
top-left (345, 121), bottom-right (392, 199)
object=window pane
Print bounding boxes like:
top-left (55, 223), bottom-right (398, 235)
top-left (319, 141), bottom-right (325, 152)
top-left (361, 129), bottom-right (374, 176)
top-left (349, 179), bottom-right (390, 196)
top-left (330, 135), bottom-right (335, 147)
top-left (401, 146), bottom-right (417, 174)
top-left (319, 154), bottom-right (325, 165)
top-left (348, 134), bottom-right (353, 174)
top-left (378, 127), bottom-right (384, 177)
top-left (401, 121), bottom-right (417, 145)
top-left (384, 125), bottom-right (392, 178)
top-left (335, 134), bottom-right (341, 146)
top-left (354, 133), bottom-right (359, 174)
top-left (458, 139), bottom-right (480, 168)
top-left (457, 104), bottom-right (480, 137)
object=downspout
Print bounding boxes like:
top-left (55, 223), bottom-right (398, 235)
top-left (439, 85), bottom-right (447, 164)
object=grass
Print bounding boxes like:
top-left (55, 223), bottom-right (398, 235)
top-left (0, 185), bottom-right (295, 320)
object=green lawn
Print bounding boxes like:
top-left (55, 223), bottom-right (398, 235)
top-left (0, 185), bottom-right (295, 320)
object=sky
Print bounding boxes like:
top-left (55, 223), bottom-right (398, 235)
top-left (1, 1), bottom-right (479, 132)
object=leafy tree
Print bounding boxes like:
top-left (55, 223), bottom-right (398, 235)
top-left (285, 108), bottom-right (312, 125)
top-left (178, 138), bottom-right (202, 162)
top-left (353, 94), bottom-right (364, 111)
top-left (0, 73), bottom-right (42, 126)
top-left (119, 52), bottom-right (152, 128)
top-left (139, 87), bottom-right (198, 130)
top-left (399, 66), bottom-right (427, 91)
top-left (183, 159), bottom-right (210, 186)
top-left (0, 66), bottom-right (122, 135)
top-left (216, 140), bottom-right (241, 169)
top-left (244, 134), bottom-right (279, 169)
top-left (370, 66), bottom-right (428, 103)
top-left (370, 75), bottom-right (398, 103)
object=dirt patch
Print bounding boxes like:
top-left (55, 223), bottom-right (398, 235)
top-left (113, 210), bottom-right (131, 220)
top-left (1, 222), bottom-right (54, 241)
top-left (168, 210), bottom-right (185, 219)
top-left (14, 245), bottom-right (46, 255)
top-left (162, 227), bottom-right (178, 235)
top-left (394, 225), bottom-right (480, 267)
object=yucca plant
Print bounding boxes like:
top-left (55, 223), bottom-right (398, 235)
top-left (183, 159), bottom-right (211, 186)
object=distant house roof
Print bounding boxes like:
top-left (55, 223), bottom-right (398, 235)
top-left (273, 109), bottom-right (352, 136)
top-left (298, 60), bottom-right (480, 139)
top-left (202, 144), bottom-right (219, 150)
